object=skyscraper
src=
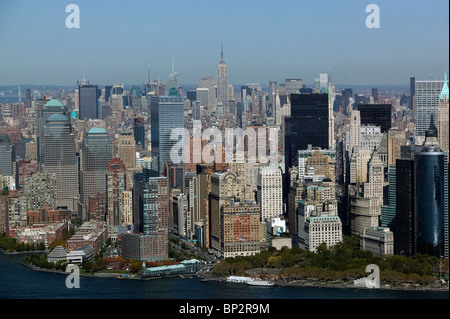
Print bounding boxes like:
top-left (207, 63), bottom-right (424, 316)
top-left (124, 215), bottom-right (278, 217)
top-left (348, 109), bottom-right (361, 156)
top-left (217, 44), bottom-right (228, 112)
top-left (410, 76), bottom-right (415, 109)
top-left (209, 170), bottom-right (239, 252)
top-left (142, 177), bottom-right (168, 261)
top-left (437, 72), bottom-right (449, 154)
top-left (414, 78), bottom-right (444, 138)
top-left (0, 135), bottom-right (13, 177)
top-left (78, 79), bottom-right (101, 121)
top-left (106, 158), bottom-right (127, 241)
top-left (394, 158), bottom-right (415, 256)
top-left (414, 123), bottom-right (448, 258)
top-left (198, 75), bottom-right (216, 110)
top-left (357, 103), bottom-right (392, 133)
top-left (37, 98), bottom-right (67, 164)
top-left (257, 166), bottom-right (283, 221)
top-left (80, 127), bottom-right (112, 221)
top-left (117, 132), bottom-right (136, 171)
top-left (134, 117), bottom-right (146, 150)
top-left (41, 113), bottom-right (79, 211)
top-left (284, 93), bottom-right (329, 169)
top-left (149, 95), bottom-right (184, 174)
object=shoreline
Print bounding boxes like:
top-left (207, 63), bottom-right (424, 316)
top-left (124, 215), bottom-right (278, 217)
top-left (6, 249), bottom-right (449, 293)
top-left (199, 275), bottom-right (449, 293)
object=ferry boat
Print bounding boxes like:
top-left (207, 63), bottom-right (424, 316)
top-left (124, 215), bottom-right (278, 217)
top-left (226, 276), bottom-right (253, 283)
top-left (245, 278), bottom-right (274, 287)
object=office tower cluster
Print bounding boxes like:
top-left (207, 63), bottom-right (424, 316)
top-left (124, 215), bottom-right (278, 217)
top-left (0, 46), bottom-right (447, 264)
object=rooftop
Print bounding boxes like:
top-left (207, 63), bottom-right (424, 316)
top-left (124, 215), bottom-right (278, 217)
top-left (43, 98), bottom-right (66, 108)
top-left (87, 127), bottom-right (108, 134)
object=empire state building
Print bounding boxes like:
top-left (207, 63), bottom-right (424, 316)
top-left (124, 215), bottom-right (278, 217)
top-left (217, 44), bottom-right (228, 112)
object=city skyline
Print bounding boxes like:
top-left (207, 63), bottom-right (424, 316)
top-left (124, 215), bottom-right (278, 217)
top-left (0, 0), bottom-right (448, 86)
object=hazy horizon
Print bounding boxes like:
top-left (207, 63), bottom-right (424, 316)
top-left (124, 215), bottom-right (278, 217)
top-left (0, 0), bottom-right (448, 86)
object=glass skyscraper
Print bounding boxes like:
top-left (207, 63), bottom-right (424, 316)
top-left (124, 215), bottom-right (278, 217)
top-left (78, 80), bottom-right (101, 121)
top-left (414, 126), bottom-right (448, 258)
top-left (149, 95), bottom-right (184, 174)
top-left (41, 113), bottom-right (78, 211)
top-left (284, 93), bottom-right (329, 169)
top-left (80, 127), bottom-right (112, 221)
top-left (414, 79), bottom-right (444, 137)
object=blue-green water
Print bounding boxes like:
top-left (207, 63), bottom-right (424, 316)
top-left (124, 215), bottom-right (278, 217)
top-left (0, 252), bottom-right (448, 299)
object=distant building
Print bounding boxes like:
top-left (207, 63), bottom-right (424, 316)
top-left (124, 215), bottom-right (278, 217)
top-left (41, 112), bottom-right (78, 211)
top-left (78, 80), bottom-right (101, 121)
top-left (357, 103), bottom-right (391, 133)
top-left (360, 226), bottom-right (394, 256)
top-left (414, 78), bottom-right (444, 138)
top-left (285, 93), bottom-right (329, 169)
top-left (221, 203), bottom-right (261, 258)
top-left (80, 127), bottom-right (112, 221)
top-left (0, 135), bottom-right (13, 177)
top-left (66, 245), bottom-right (95, 263)
top-left (257, 166), bottom-right (283, 220)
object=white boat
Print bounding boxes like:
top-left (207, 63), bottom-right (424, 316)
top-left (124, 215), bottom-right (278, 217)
top-left (226, 276), bottom-right (253, 283)
top-left (245, 278), bottom-right (274, 287)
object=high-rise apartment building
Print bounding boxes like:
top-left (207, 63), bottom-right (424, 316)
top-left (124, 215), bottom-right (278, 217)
top-left (23, 172), bottom-right (58, 212)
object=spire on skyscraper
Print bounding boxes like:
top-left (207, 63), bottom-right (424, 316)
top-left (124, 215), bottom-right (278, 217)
top-left (220, 42), bottom-right (224, 63)
top-left (440, 70), bottom-right (449, 100)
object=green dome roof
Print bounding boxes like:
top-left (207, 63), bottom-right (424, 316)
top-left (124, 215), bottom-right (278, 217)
top-left (87, 127), bottom-right (108, 134)
top-left (46, 113), bottom-right (69, 122)
top-left (43, 98), bottom-right (66, 108)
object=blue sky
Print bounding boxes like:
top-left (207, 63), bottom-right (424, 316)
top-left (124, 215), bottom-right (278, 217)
top-left (0, 0), bottom-right (448, 86)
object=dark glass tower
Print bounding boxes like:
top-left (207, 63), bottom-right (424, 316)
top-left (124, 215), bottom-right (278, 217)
top-left (357, 103), bottom-right (392, 133)
top-left (414, 126), bottom-right (448, 258)
top-left (410, 76), bottom-right (415, 109)
top-left (134, 117), bottom-right (146, 149)
top-left (78, 81), bottom-right (101, 120)
top-left (284, 93), bottom-right (329, 169)
top-left (394, 158), bottom-right (416, 256)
